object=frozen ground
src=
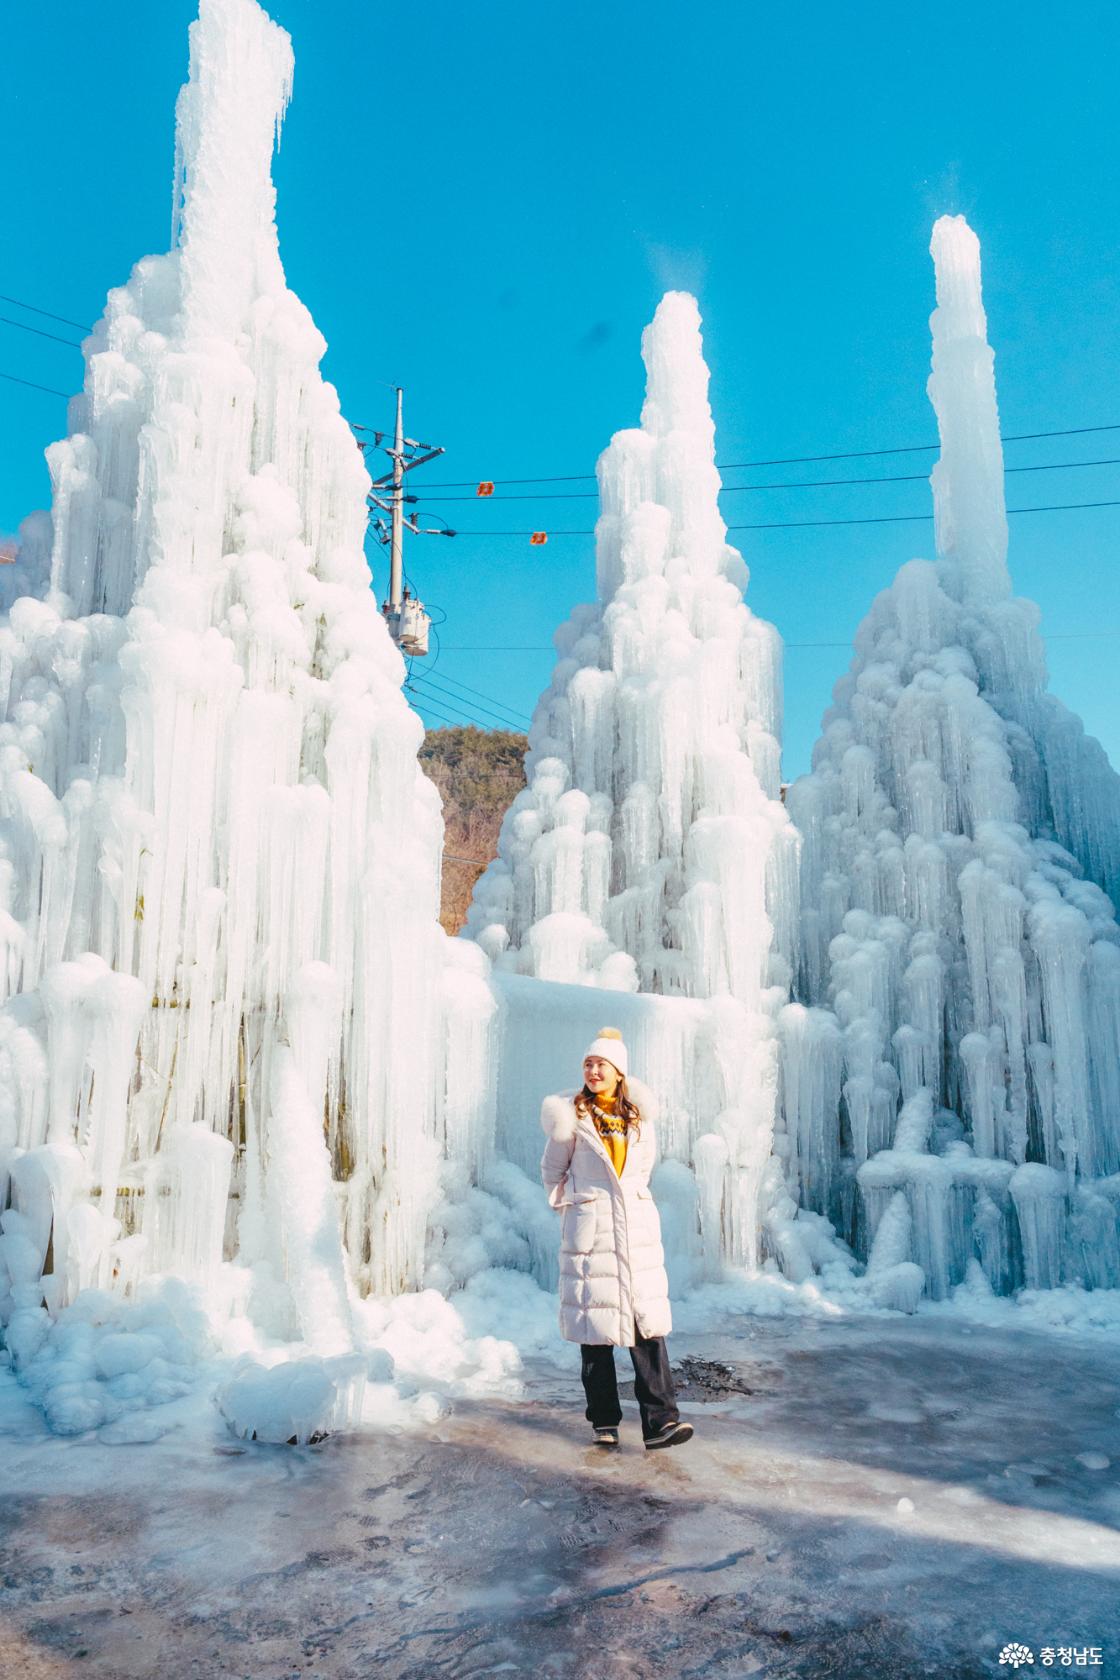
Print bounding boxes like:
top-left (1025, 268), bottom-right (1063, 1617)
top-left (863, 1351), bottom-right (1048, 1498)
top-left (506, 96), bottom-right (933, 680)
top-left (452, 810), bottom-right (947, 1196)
top-left (2, 1309), bottom-right (1118, 1679)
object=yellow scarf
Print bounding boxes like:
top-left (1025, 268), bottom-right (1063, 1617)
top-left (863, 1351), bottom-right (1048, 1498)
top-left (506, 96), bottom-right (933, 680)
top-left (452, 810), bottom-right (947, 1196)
top-left (588, 1097), bottom-right (628, 1178)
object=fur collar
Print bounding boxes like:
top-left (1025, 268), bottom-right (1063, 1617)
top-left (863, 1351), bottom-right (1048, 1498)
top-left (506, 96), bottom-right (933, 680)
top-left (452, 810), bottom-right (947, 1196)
top-left (539, 1075), bottom-right (658, 1138)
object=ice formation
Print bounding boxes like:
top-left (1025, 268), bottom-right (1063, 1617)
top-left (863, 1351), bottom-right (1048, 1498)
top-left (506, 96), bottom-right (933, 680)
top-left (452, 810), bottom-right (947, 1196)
top-left (0, 0), bottom-right (476, 1421)
top-left (466, 297), bottom-right (837, 1281)
top-left (786, 215), bottom-right (1120, 1299)
top-left (467, 292), bottom-right (797, 998)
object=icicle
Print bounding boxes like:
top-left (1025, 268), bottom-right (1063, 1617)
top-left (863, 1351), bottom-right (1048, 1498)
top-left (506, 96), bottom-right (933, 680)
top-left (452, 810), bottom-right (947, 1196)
top-left (927, 215), bottom-right (1011, 606)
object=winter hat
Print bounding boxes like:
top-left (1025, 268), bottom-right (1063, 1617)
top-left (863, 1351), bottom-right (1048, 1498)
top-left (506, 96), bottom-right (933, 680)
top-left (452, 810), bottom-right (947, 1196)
top-left (583, 1027), bottom-right (629, 1078)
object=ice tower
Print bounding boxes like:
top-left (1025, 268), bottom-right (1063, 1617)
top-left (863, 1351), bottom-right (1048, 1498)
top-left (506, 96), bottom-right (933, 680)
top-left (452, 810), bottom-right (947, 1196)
top-left (468, 293), bottom-right (798, 998)
top-left (786, 216), bottom-right (1120, 1300)
top-left (468, 295), bottom-right (816, 1276)
top-left (0, 0), bottom-right (455, 1346)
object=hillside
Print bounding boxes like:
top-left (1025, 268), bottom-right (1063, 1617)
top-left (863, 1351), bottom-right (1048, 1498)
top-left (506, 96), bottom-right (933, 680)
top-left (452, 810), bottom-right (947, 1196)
top-left (419, 725), bottom-right (527, 933)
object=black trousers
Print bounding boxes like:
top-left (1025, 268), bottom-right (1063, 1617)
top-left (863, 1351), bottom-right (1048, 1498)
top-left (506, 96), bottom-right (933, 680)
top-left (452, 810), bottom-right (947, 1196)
top-left (580, 1333), bottom-right (679, 1440)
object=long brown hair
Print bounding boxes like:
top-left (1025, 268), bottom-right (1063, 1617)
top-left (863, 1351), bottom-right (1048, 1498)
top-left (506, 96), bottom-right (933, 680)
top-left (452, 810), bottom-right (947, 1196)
top-left (576, 1075), bottom-right (642, 1137)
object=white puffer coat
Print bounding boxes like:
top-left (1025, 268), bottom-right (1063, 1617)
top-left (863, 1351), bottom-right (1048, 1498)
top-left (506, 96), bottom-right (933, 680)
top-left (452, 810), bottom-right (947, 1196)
top-left (539, 1077), bottom-right (672, 1347)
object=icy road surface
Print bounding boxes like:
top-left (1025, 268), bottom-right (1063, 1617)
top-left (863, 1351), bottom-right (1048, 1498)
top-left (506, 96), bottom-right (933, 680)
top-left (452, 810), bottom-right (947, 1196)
top-left (2, 1312), bottom-right (1118, 1679)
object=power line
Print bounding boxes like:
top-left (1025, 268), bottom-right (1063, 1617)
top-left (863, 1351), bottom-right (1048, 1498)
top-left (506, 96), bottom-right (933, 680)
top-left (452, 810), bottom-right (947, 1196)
top-left (416, 678), bottom-right (529, 728)
top-left (727, 423), bottom-right (1120, 468)
top-left (409, 671), bottom-right (529, 730)
top-left (407, 683), bottom-right (476, 723)
top-left (408, 691), bottom-right (467, 729)
top-left (0, 315), bottom-right (84, 351)
top-left (426, 489), bottom-right (594, 502)
top-left (0, 368), bottom-right (70, 398)
top-left (451, 497), bottom-right (1120, 538)
top-left (730, 499), bottom-right (1120, 533)
top-left (3, 287), bottom-right (1117, 570)
top-left (0, 293), bottom-right (92, 333)
top-left (437, 630), bottom-right (1120, 653)
top-left (405, 683), bottom-right (484, 728)
top-left (419, 422), bottom-right (1120, 488)
top-left (3, 284), bottom-right (1120, 534)
top-left (3, 281), bottom-right (1118, 496)
top-left (781, 631), bottom-right (1120, 648)
top-left (413, 666), bottom-right (532, 726)
top-left (421, 454), bottom-right (1120, 503)
top-left (408, 677), bottom-right (506, 729)
top-left (410, 693), bottom-right (460, 725)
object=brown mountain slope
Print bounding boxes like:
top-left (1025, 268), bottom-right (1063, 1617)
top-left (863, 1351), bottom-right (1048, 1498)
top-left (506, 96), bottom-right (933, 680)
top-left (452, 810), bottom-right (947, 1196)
top-left (419, 726), bottom-right (527, 934)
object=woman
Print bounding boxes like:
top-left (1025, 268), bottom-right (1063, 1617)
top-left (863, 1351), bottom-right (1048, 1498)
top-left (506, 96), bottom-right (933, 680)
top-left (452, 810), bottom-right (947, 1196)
top-left (539, 1028), bottom-right (693, 1450)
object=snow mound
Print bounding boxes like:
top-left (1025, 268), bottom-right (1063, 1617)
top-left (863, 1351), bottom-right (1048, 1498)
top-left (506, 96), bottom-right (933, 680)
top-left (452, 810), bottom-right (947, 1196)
top-left (218, 1352), bottom-right (367, 1445)
top-left (5, 1280), bottom-right (208, 1439)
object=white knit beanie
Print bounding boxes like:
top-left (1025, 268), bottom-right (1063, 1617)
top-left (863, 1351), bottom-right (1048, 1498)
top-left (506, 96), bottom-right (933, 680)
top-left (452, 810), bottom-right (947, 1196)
top-left (583, 1027), bottom-right (629, 1078)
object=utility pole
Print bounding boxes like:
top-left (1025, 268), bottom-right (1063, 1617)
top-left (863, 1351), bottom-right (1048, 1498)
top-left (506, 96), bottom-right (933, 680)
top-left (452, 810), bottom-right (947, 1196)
top-left (388, 385), bottom-right (405, 620)
top-left (365, 387), bottom-right (454, 658)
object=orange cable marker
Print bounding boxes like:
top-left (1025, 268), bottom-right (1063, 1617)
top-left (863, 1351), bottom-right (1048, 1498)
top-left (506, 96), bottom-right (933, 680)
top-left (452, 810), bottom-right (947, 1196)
top-left (477, 481), bottom-right (494, 497)
top-left (530, 531), bottom-right (548, 545)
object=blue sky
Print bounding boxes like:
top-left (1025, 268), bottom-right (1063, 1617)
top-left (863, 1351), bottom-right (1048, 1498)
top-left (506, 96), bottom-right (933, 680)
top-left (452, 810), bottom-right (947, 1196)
top-left (2, 1), bottom-right (1117, 778)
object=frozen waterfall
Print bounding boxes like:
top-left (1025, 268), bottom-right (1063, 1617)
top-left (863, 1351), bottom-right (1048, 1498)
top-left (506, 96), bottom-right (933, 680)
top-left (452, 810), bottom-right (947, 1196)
top-left (786, 215), bottom-right (1120, 1300)
top-left (0, 0), bottom-right (466, 1372)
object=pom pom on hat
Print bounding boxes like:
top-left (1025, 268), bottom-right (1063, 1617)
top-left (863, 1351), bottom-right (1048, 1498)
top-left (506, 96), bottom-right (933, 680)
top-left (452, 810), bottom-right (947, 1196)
top-left (583, 1027), bottom-right (629, 1077)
